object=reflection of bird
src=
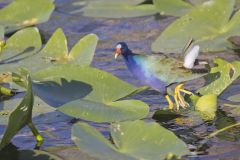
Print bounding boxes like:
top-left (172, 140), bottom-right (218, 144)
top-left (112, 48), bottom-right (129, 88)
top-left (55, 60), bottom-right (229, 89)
top-left (114, 40), bottom-right (207, 111)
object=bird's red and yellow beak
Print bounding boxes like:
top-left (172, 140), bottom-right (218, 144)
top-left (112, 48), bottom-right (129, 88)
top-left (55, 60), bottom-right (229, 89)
top-left (115, 48), bottom-right (121, 59)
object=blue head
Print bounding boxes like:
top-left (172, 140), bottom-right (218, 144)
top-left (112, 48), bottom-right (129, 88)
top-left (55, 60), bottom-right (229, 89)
top-left (115, 42), bottom-right (132, 59)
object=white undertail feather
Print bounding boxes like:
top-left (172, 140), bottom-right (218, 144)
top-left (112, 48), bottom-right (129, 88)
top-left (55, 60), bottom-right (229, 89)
top-left (183, 45), bottom-right (200, 69)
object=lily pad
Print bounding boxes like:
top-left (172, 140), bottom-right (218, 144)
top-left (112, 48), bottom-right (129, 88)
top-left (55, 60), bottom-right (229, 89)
top-left (33, 65), bottom-right (149, 122)
top-left (0, 74), bottom-right (42, 150)
top-left (153, 0), bottom-right (193, 16)
top-left (0, 27), bottom-right (42, 73)
top-left (72, 120), bottom-right (189, 160)
top-left (195, 94), bottom-right (217, 121)
top-left (74, 0), bottom-right (157, 18)
top-left (151, 0), bottom-right (240, 53)
top-left (0, 0), bottom-right (54, 34)
top-left (58, 99), bottom-right (148, 123)
top-left (40, 28), bottom-right (98, 65)
top-left (198, 58), bottom-right (240, 95)
top-left (0, 27), bottom-right (98, 73)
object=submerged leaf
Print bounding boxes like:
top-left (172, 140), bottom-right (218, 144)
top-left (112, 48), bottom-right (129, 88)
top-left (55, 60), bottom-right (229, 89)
top-left (198, 58), bottom-right (240, 95)
top-left (195, 94), bottom-right (217, 121)
top-left (152, 0), bottom-right (239, 53)
top-left (223, 104), bottom-right (240, 117)
top-left (72, 120), bottom-right (189, 160)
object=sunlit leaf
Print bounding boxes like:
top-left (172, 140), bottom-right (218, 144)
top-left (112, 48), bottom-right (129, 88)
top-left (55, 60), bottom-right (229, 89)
top-left (0, 0), bottom-right (54, 34)
top-left (198, 58), bottom-right (240, 95)
top-left (33, 65), bottom-right (149, 122)
top-left (0, 27), bottom-right (42, 73)
top-left (74, 1), bottom-right (157, 18)
top-left (40, 28), bottom-right (98, 65)
top-left (40, 28), bottom-right (68, 60)
top-left (195, 94), bottom-right (217, 121)
top-left (152, 0), bottom-right (240, 53)
top-left (58, 99), bottom-right (148, 122)
top-left (153, 0), bottom-right (193, 16)
top-left (69, 33), bottom-right (98, 65)
top-left (72, 120), bottom-right (189, 160)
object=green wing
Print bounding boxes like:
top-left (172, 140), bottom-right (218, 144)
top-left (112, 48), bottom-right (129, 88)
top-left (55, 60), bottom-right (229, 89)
top-left (136, 54), bottom-right (206, 85)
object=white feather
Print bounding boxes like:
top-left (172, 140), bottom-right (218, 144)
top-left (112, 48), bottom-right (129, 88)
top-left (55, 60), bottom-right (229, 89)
top-left (183, 45), bottom-right (200, 69)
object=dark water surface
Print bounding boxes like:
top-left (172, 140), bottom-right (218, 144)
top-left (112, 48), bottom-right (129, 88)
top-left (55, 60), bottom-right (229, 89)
top-left (0, 0), bottom-right (240, 159)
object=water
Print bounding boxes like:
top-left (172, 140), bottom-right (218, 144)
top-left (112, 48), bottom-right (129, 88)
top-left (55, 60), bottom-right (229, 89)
top-left (0, 0), bottom-right (240, 159)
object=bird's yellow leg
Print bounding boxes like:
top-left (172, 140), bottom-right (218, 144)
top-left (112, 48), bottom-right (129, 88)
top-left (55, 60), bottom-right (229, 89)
top-left (173, 91), bottom-right (180, 111)
top-left (165, 95), bottom-right (174, 110)
top-left (174, 83), bottom-right (193, 110)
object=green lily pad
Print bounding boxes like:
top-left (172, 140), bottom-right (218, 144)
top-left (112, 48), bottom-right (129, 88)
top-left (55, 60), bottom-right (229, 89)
top-left (58, 99), bottom-right (148, 123)
top-left (0, 74), bottom-right (42, 150)
top-left (74, 0), bottom-right (157, 18)
top-left (195, 94), bottom-right (217, 121)
top-left (33, 65), bottom-right (148, 103)
top-left (0, 27), bottom-right (98, 73)
top-left (0, 0), bottom-right (54, 34)
top-left (151, 0), bottom-right (240, 53)
top-left (72, 120), bottom-right (189, 160)
top-left (33, 65), bottom-right (149, 122)
top-left (0, 27), bottom-right (42, 73)
top-left (40, 28), bottom-right (98, 65)
top-left (198, 58), bottom-right (240, 95)
top-left (153, 0), bottom-right (193, 16)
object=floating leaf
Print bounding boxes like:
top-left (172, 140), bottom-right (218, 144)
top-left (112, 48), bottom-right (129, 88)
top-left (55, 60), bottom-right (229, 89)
top-left (152, 0), bottom-right (240, 53)
top-left (0, 27), bottom-right (42, 73)
top-left (153, 0), bottom-right (193, 16)
top-left (0, 0), bottom-right (54, 34)
top-left (0, 74), bottom-right (43, 150)
top-left (58, 99), bottom-right (148, 123)
top-left (198, 58), bottom-right (240, 95)
top-left (75, 0), bottom-right (157, 18)
top-left (195, 94), bottom-right (217, 121)
top-left (41, 28), bottom-right (98, 65)
top-left (72, 120), bottom-right (189, 160)
top-left (33, 65), bottom-right (149, 122)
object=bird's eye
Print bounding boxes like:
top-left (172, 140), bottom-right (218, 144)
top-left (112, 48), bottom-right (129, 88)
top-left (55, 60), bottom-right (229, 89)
top-left (116, 44), bottom-right (122, 49)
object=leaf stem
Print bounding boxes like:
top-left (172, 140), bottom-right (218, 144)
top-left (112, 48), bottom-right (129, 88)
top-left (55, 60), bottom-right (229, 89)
top-left (28, 121), bottom-right (44, 149)
top-left (207, 122), bottom-right (240, 139)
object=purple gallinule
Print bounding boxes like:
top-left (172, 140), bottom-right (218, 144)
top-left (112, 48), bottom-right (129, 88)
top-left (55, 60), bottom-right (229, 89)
top-left (115, 40), bottom-right (207, 111)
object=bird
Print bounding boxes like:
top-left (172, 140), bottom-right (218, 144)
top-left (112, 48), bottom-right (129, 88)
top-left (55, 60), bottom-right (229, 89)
top-left (114, 40), bottom-right (208, 111)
